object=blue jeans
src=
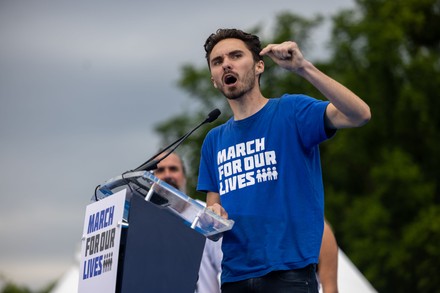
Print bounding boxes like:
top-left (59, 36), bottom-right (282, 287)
top-left (221, 264), bottom-right (318, 293)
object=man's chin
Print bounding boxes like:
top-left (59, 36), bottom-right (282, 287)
top-left (222, 87), bottom-right (247, 100)
top-left (225, 91), bottom-right (242, 100)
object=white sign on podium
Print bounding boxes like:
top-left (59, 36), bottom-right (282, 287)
top-left (78, 189), bottom-right (126, 292)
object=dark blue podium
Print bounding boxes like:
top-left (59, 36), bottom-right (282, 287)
top-left (118, 195), bottom-right (205, 292)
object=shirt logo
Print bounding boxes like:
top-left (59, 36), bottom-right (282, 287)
top-left (217, 137), bottom-right (278, 195)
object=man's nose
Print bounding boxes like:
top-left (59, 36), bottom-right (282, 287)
top-left (163, 168), bottom-right (172, 178)
top-left (222, 58), bottom-right (232, 70)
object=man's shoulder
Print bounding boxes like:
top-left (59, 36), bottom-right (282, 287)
top-left (278, 93), bottom-right (313, 102)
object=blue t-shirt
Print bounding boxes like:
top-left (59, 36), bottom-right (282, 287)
top-left (197, 94), bottom-right (333, 284)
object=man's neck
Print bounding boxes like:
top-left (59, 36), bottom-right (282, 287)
top-left (228, 90), bottom-right (268, 121)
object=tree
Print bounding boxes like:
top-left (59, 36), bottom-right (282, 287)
top-left (0, 279), bottom-right (55, 293)
top-left (322, 0), bottom-right (440, 291)
top-left (155, 1), bottom-right (440, 291)
top-left (0, 273), bottom-right (56, 293)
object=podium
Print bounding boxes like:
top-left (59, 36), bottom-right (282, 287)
top-left (83, 171), bottom-right (234, 293)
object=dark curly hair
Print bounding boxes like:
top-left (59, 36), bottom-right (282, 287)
top-left (204, 28), bottom-right (263, 67)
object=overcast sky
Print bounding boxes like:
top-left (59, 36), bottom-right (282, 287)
top-left (0, 0), bottom-right (354, 290)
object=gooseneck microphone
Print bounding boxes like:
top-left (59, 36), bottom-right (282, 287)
top-left (133, 108), bottom-right (221, 172)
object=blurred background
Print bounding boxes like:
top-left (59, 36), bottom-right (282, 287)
top-left (1, 0), bottom-right (439, 292)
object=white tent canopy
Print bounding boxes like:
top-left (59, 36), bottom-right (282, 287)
top-left (332, 249), bottom-right (377, 293)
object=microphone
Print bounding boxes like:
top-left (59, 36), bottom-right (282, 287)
top-left (205, 108), bottom-right (221, 123)
top-left (133, 108), bottom-right (221, 172)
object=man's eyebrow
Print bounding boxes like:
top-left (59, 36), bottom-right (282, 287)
top-left (228, 49), bottom-right (244, 56)
top-left (210, 55), bottom-right (223, 64)
top-left (210, 49), bottom-right (245, 64)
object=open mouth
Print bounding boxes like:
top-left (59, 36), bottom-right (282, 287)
top-left (224, 74), bottom-right (237, 85)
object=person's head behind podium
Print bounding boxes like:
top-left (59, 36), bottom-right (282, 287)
top-left (153, 153), bottom-right (187, 194)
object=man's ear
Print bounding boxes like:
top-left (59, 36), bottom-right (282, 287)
top-left (211, 77), bottom-right (218, 88)
top-left (255, 60), bottom-right (265, 74)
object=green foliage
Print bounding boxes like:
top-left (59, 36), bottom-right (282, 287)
top-left (323, 0), bottom-right (440, 291)
top-left (155, 0), bottom-right (440, 291)
top-left (1, 283), bottom-right (31, 293)
top-left (0, 275), bottom-right (56, 293)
